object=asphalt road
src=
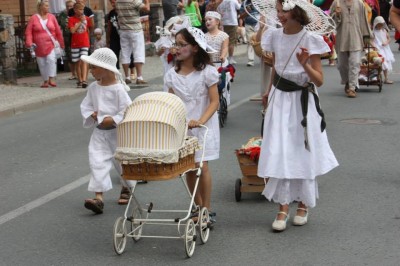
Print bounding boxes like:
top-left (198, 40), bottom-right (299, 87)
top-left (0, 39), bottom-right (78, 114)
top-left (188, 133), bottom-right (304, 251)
top-left (1, 50), bottom-right (400, 265)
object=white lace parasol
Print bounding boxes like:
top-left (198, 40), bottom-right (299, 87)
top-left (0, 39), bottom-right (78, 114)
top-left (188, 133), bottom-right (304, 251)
top-left (251, 0), bottom-right (336, 35)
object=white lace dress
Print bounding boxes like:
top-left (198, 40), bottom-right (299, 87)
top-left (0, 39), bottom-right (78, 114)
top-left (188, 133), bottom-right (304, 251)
top-left (373, 29), bottom-right (395, 71)
top-left (164, 65), bottom-right (220, 162)
top-left (205, 31), bottom-right (229, 65)
top-left (257, 28), bottom-right (339, 208)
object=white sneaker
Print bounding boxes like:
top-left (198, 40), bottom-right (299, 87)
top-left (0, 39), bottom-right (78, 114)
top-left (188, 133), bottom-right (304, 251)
top-left (229, 57), bottom-right (237, 65)
top-left (293, 208), bottom-right (308, 226)
top-left (272, 212), bottom-right (289, 231)
top-left (247, 61), bottom-right (254, 67)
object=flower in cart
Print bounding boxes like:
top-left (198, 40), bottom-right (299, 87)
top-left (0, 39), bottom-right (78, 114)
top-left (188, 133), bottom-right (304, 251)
top-left (236, 137), bottom-right (262, 162)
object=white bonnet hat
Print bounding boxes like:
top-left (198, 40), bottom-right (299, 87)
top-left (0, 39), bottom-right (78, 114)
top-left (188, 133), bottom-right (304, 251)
top-left (165, 16), bottom-right (184, 30)
top-left (186, 27), bottom-right (217, 53)
top-left (373, 16), bottom-right (389, 31)
top-left (94, 28), bottom-right (103, 34)
top-left (81, 48), bottom-right (130, 91)
top-left (205, 11), bottom-right (221, 20)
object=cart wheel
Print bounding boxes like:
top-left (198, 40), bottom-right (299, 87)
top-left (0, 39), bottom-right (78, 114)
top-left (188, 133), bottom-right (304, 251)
top-left (113, 217), bottom-right (127, 255)
top-left (130, 205), bottom-right (143, 242)
top-left (184, 219), bottom-right (196, 258)
top-left (235, 178), bottom-right (242, 202)
top-left (218, 96), bottom-right (228, 128)
top-left (199, 207), bottom-right (210, 244)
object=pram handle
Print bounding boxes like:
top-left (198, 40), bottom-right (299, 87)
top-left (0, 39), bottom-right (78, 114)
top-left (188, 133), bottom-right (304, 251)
top-left (213, 61), bottom-right (224, 67)
top-left (187, 124), bottom-right (208, 171)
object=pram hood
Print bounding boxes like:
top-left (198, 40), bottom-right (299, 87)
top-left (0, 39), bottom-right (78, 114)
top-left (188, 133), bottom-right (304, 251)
top-left (115, 92), bottom-right (199, 164)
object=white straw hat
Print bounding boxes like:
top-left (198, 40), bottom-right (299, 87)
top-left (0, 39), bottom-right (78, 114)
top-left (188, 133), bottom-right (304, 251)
top-left (205, 11), bottom-right (221, 20)
top-left (251, 0), bottom-right (336, 35)
top-left (81, 48), bottom-right (130, 91)
top-left (187, 27), bottom-right (217, 53)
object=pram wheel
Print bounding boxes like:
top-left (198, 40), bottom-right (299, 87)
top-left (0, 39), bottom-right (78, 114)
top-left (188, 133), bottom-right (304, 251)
top-left (199, 207), bottom-right (210, 244)
top-left (113, 217), bottom-right (127, 255)
top-left (184, 219), bottom-right (196, 258)
top-left (235, 178), bottom-right (242, 202)
top-left (130, 205), bottom-right (143, 242)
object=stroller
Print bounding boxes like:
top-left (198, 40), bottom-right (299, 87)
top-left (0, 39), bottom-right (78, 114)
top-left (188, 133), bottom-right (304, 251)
top-left (217, 63), bottom-right (235, 127)
top-left (113, 92), bottom-right (210, 258)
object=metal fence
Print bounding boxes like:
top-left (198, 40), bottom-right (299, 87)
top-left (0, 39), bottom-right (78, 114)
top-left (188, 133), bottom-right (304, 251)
top-left (13, 15), bottom-right (39, 76)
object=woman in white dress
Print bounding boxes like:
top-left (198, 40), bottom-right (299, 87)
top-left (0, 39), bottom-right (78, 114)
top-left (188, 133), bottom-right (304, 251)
top-left (255, 0), bottom-right (339, 231)
top-left (204, 11), bottom-right (229, 65)
top-left (165, 27), bottom-right (220, 224)
top-left (372, 16), bottom-right (395, 84)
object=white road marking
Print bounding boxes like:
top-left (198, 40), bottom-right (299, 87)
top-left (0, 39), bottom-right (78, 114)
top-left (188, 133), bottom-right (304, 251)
top-left (228, 93), bottom-right (259, 111)
top-left (0, 175), bottom-right (90, 226)
top-left (0, 94), bottom-right (258, 226)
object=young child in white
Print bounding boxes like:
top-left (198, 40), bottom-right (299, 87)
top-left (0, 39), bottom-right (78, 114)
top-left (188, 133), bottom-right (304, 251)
top-left (80, 48), bottom-right (135, 214)
top-left (93, 28), bottom-right (106, 51)
top-left (155, 16), bottom-right (183, 91)
top-left (372, 16), bottom-right (395, 84)
top-left (164, 27), bottom-right (220, 224)
top-left (205, 11), bottom-right (229, 65)
top-left (256, 0), bottom-right (338, 231)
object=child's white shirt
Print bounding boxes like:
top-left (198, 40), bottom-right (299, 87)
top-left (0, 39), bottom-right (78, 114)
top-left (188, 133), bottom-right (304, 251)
top-left (80, 81), bottom-right (132, 128)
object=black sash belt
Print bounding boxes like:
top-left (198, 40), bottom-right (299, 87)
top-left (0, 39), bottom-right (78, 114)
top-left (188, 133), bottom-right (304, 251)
top-left (96, 125), bottom-right (116, 130)
top-left (273, 73), bottom-right (326, 151)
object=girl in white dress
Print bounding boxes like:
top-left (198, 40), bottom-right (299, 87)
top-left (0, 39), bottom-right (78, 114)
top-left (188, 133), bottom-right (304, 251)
top-left (372, 16), bottom-right (395, 84)
top-left (204, 11), bottom-right (229, 65)
top-left (155, 16), bottom-right (183, 91)
top-left (164, 27), bottom-right (220, 223)
top-left (256, 0), bottom-right (339, 231)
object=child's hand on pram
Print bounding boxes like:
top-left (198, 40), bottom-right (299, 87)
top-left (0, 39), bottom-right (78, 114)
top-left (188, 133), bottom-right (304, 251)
top-left (188, 119), bottom-right (203, 129)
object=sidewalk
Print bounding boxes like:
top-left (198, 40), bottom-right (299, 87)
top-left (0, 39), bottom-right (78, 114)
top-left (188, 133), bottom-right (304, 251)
top-left (0, 44), bottom-right (247, 118)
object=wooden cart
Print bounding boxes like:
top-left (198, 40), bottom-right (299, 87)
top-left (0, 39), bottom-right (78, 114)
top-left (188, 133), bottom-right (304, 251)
top-left (358, 64), bottom-right (383, 92)
top-left (234, 152), bottom-right (267, 202)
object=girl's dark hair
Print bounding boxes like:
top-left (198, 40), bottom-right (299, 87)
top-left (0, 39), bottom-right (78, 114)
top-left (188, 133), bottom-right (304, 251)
top-left (277, 0), bottom-right (310, 26)
top-left (175, 28), bottom-right (212, 72)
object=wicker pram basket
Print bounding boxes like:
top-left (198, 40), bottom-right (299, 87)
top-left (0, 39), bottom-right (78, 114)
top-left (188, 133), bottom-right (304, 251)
top-left (115, 92), bottom-right (200, 181)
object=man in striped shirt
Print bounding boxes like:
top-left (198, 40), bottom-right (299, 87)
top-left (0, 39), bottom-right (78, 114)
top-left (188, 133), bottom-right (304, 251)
top-left (116, 0), bottom-right (150, 84)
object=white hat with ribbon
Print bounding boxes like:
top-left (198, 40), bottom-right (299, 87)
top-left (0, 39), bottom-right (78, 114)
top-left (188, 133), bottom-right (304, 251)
top-left (81, 48), bottom-right (130, 91)
top-left (186, 27), bottom-right (217, 53)
top-left (251, 0), bottom-right (336, 35)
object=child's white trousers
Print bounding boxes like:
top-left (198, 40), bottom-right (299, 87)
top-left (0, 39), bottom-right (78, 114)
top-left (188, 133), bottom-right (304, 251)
top-left (88, 128), bottom-right (136, 192)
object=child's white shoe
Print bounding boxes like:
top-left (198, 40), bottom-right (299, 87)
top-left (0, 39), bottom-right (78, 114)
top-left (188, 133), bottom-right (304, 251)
top-left (272, 211), bottom-right (289, 231)
top-left (293, 208), bottom-right (308, 226)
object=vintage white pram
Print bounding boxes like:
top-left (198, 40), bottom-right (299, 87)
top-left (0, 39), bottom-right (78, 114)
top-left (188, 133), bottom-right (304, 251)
top-left (113, 92), bottom-right (210, 258)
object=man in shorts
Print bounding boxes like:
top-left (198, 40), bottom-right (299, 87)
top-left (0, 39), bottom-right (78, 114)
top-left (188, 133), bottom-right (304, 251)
top-left (217, 0), bottom-right (241, 65)
top-left (116, 0), bottom-right (150, 85)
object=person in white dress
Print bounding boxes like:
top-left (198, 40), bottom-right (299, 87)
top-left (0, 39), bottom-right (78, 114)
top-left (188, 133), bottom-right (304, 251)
top-left (255, 0), bottom-right (339, 231)
top-left (204, 11), bottom-right (229, 65)
top-left (372, 16), bottom-right (395, 84)
top-left (164, 27), bottom-right (220, 224)
top-left (80, 48), bottom-right (136, 214)
top-left (155, 16), bottom-right (183, 91)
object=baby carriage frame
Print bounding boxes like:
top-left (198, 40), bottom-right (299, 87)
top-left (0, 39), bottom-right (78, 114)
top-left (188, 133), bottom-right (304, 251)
top-left (112, 92), bottom-right (211, 258)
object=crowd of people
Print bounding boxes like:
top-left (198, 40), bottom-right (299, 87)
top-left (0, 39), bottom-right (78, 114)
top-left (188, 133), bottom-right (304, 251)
top-left (24, 0), bottom-right (400, 231)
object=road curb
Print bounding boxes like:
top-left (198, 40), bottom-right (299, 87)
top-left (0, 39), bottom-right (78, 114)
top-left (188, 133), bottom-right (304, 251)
top-left (0, 90), bottom-right (87, 118)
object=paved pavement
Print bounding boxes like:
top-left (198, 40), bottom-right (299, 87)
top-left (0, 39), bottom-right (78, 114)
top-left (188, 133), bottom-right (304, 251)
top-left (0, 45), bottom-right (247, 118)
